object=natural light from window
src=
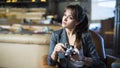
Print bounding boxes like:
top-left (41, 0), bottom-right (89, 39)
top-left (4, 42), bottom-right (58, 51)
top-left (91, 0), bottom-right (116, 20)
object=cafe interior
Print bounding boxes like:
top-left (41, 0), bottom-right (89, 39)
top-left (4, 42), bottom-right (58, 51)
top-left (0, 0), bottom-right (120, 68)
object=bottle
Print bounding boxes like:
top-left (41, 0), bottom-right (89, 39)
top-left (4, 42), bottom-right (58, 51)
top-left (44, 26), bottom-right (50, 33)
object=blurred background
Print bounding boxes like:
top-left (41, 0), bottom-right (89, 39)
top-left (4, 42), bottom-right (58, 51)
top-left (0, 0), bottom-right (120, 68)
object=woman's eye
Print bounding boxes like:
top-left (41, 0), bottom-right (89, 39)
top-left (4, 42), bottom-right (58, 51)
top-left (69, 17), bottom-right (73, 19)
top-left (64, 14), bottom-right (66, 16)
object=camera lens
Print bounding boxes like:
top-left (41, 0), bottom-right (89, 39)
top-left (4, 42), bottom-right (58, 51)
top-left (64, 45), bottom-right (74, 58)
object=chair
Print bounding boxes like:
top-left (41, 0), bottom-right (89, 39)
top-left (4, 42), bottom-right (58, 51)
top-left (40, 30), bottom-right (110, 68)
top-left (90, 30), bottom-right (106, 62)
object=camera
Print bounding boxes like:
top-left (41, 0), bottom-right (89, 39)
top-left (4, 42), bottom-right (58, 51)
top-left (64, 44), bottom-right (76, 58)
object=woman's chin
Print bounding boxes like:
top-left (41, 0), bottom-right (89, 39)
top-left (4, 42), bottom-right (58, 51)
top-left (62, 25), bottom-right (66, 28)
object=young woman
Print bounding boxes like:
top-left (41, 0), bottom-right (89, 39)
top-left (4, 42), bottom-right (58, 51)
top-left (48, 4), bottom-right (106, 68)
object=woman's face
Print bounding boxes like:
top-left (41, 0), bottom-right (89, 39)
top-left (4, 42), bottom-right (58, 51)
top-left (62, 9), bottom-right (77, 29)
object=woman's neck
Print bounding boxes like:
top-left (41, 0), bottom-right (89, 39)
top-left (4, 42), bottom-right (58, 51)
top-left (65, 28), bottom-right (76, 47)
top-left (65, 28), bottom-right (75, 37)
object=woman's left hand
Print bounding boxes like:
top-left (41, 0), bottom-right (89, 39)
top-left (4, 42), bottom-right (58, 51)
top-left (70, 53), bottom-right (79, 61)
top-left (83, 57), bottom-right (93, 66)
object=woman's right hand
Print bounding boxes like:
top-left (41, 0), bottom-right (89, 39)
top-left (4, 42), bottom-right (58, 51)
top-left (51, 43), bottom-right (65, 60)
top-left (54, 43), bottom-right (65, 53)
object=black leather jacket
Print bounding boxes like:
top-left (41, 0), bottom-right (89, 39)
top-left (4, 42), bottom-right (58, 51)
top-left (48, 28), bottom-right (106, 68)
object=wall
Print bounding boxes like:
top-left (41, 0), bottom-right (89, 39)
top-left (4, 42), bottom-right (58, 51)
top-left (0, 43), bottom-right (49, 68)
top-left (91, 0), bottom-right (116, 20)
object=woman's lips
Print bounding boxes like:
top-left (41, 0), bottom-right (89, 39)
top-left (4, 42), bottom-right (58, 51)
top-left (62, 22), bottom-right (67, 25)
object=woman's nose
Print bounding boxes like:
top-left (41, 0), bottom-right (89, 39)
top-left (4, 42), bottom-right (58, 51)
top-left (64, 17), bottom-right (67, 21)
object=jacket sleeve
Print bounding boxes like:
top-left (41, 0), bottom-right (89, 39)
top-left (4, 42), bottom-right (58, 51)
top-left (85, 32), bottom-right (106, 67)
top-left (47, 32), bottom-right (58, 66)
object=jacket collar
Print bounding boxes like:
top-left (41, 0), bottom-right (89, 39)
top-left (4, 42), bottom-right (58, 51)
top-left (60, 28), bottom-right (68, 45)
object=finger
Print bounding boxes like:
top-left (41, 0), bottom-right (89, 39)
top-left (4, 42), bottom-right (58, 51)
top-left (55, 43), bottom-right (65, 52)
top-left (57, 43), bottom-right (66, 51)
top-left (58, 43), bottom-right (65, 48)
top-left (59, 44), bottom-right (66, 52)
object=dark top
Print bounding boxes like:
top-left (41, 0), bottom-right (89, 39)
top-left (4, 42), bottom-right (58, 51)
top-left (48, 28), bottom-right (106, 68)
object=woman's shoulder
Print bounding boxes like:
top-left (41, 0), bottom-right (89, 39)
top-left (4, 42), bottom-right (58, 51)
top-left (52, 28), bottom-right (65, 34)
top-left (51, 28), bottom-right (65, 39)
top-left (82, 30), bottom-right (91, 37)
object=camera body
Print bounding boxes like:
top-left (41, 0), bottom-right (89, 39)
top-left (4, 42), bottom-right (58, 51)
top-left (64, 45), bottom-right (76, 58)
